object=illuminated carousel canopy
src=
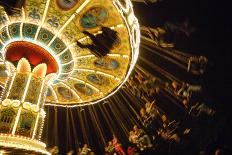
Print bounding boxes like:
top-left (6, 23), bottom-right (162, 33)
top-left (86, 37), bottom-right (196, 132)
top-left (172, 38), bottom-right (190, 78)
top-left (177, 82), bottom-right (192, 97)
top-left (0, 0), bottom-right (140, 106)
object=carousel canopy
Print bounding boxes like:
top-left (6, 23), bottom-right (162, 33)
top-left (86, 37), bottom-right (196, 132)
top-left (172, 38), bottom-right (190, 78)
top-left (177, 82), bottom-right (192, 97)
top-left (0, 0), bottom-right (140, 106)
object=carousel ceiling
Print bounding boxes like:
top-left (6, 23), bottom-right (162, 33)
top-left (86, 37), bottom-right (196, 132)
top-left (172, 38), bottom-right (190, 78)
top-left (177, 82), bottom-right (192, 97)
top-left (0, 0), bottom-right (140, 106)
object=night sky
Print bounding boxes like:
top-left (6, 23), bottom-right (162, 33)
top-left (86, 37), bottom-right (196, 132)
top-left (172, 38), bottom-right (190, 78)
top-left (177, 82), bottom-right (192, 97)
top-left (133, 0), bottom-right (232, 152)
top-left (129, 0), bottom-right (231, 153)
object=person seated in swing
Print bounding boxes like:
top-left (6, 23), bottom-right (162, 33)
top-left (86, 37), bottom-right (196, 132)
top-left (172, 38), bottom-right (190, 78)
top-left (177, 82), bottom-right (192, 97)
top-left (189, 102), bottom-right (215, 117)
top-left (133, 125), bottom-right (153, 150)
top-left (80, 144), bottom-right (91, 155)
top-left (76, 26), bottom-right (120, 58)
top-left (105, 141), bottom-right (115, 155)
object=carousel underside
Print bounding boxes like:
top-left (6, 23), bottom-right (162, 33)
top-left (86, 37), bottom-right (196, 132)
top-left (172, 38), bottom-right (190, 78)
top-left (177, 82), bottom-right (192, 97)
top-left (0, 0), bottom-right (140, 106)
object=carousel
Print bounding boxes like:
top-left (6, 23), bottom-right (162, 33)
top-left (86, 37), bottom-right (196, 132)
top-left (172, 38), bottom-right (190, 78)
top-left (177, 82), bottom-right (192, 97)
top-left (0, 0), bottom-right (139, 154)
top-left (0, 0), bottom-right (216, 154)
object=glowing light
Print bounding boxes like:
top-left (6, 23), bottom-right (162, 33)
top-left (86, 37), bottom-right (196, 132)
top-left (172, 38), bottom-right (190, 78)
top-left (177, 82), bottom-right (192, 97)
top-left (6, 25), bottom-right (12, 40)
top-left (74, 54), bottom-right (129, 59)
top-left (48, 86), bottom-right (59, 103)
top-left (69, 76), bottom-right (100, 92)
top-left (0, 134), bottom-right (50, 155)
top-left (115, 0), bottom-right (130, 13)
top-left (56, 48), bottom-right (68, 57)
top-left (77, 36), bottom-right (88, 42)
top-left (77, 24), bottom-right (124, 42)
top-left (21, 73), bottom-right (32, 102)
top-left (107, 54), bottom-right (129, 58)
top-left (32, 64), bottom-right (47, 78)
top-left (61, 60), bottom-right (74, 66)
top-left (34, 0), bottom-right (51, 40)
top-left (4, 11), bottom-right (10, 23)
top-left (96, 71), bottom-right (115, 78)
top-left (36, 78), bottom-right (46, 106)
top-left (0, 39), bottom-right (4, 45)
top-left (59, 71), bottom-right (72, 75)
top-left (17, 58), bottom-right (31, 73)
top-left (47, 0), bottom-right (91, 46)
top-left (6, 73), bottom-right (16, 98)
top-left (127, 12), bottom-right (135, 26)
top-left (20, 22), bottom-right (23, 39)
top-left (74, 55), bottom-right (95, 59)
top-left (56, 42), bottom-right (76, 57)
top-left (74, 68), bottom-right (120, 81)
top-left (11, 107), bottom-right (22, 135)
top-left (22, 7), bottom-right (25, 21)
top-left (32, 113), bottom-right (40, 139)
top-left (73, 68), bottom-right (94, 72)
top-left (76, 0), bottom-right (91, 14)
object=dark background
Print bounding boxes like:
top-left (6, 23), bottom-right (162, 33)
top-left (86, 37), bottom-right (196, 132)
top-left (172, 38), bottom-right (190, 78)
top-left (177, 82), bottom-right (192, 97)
top-left (135, 1), bottom-right (232, 154)
top-left (133, 0), bottom-right (232, 152)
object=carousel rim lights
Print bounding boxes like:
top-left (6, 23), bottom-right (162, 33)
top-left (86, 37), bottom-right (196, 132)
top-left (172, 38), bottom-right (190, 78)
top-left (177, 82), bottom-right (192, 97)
top-left (0, 134), bottom-right (50, 155)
